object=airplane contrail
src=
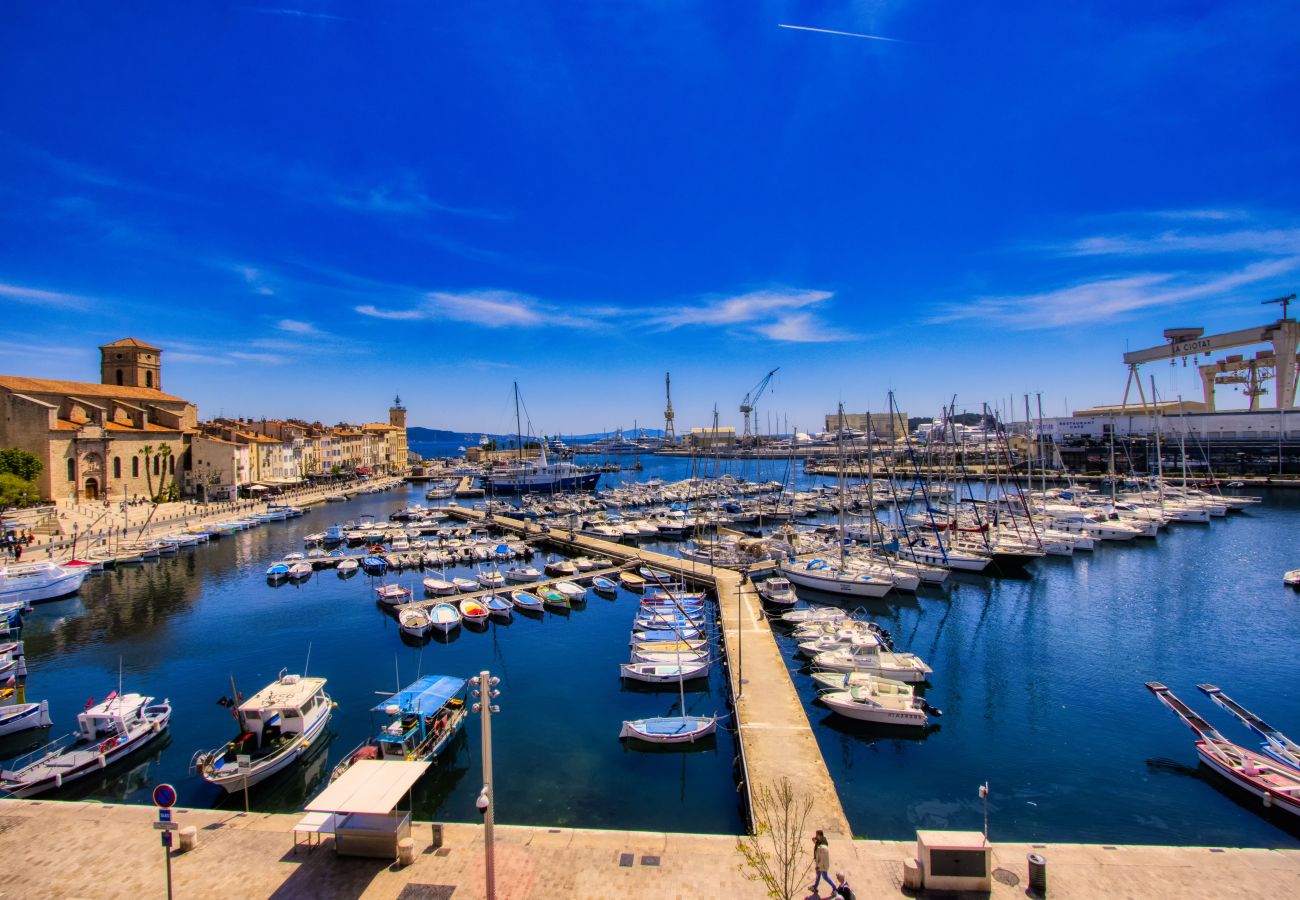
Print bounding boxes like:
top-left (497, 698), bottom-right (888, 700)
top-left (777, 23), bottom-right (904, 43)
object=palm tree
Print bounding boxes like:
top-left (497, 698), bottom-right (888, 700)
top-left (157, 444), bottom-right (173, 500)
top-left (139, 444), bottom-right (155, 499)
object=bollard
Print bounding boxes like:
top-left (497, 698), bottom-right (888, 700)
top-left (1027, 852), bottom-right (1047, 895)
top-left (178, 825), bottom-right (198, 852)
top-left (397, 836), bottom-right (416, 866)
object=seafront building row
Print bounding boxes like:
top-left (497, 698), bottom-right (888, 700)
top-left (0, 337), bottom-right (409, 504)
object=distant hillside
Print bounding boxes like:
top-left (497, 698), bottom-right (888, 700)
top-left (408, 426), bottom-right (666, 442)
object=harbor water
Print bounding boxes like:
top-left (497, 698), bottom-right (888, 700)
top-left (9, 456), bottom-right (1300, 848)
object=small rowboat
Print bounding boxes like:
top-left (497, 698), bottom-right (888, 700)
top-left (375, 583), bottom-right (412, 605)
top-left (633, 626), bottom-right (703, 642)
top-left (485, 595), bottom-right (513, 620)
top-left (336, 559), bottom-right (359, 575)
top-left (477, 570), bottom-right (505, 589)
top-left (429, 603), bottom-right (461, 633)
top-left (509, 590), bottom-right (544, 612)
top-left (452, 577), bottom-right (477, 593)
top-left (619, 572), bottom-right (646, 590)
top-left (0, 700), bottom-right (52, 738)
top-left (398, 606), bottom-right (433, 639)
top-left (638, 567), bottom-right (674, 583)
top-left (555, 581), bottom-right (586, 602)
top-left (266, 563), bottom-right (289, 581)
top-left (544, 558), bottom-right (577, 577)
top-left (1285, 569), bottom-right (1300, 588)
top-left (631, 648), bottom-right (710, 666)
top-left (422, 578), bottom-right (457, 596)
top-left (288, 562), bottom-right (313, 580)
top-left (620, 661), bottom-right (710, 683)
top-left (632, 638), bottom-right (708, 653)
top-left (619, 715), bottom-right (717, 744)
top-left (459, 598), bottom-right (489, 623)
top-left (591, 576), bottom-right (618, 595)
top-left (537, 587), bottom-right (569, 610)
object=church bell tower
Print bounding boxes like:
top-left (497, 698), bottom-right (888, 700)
top-left (100, 338), bottom-right (163, 391)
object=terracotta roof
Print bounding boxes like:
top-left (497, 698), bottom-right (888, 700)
top-left (100, 337), bottom-right (162, 350)
top-left (0, 375), bottom-right (187, 403)
top-left (52, 419), bottom-right (79, 431)
top-left (104, 421), bottom-right (180, 433)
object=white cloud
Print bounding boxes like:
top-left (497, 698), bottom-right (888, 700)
top-left (228, 351), bottom-right (288, 365)
top-left (751, 312), bottom-right (860, 343)
top-left (355, 304), bottom-right (429, 321)
top-left (0, 281), bottom-right (92, 309)
top-left (650, 289), bottom-right (833, 329)
top-left (237, 266), bottom-right (275, 296)
top-left (356, 290), bottom-right (606, 329)
top-left (244, 6), bottom-right (350, 21)
top-left (325, 172), bottom-right (507, 221)
top-left (276, 318), bottom-right (320, 335)
top-left (931, 256), bottom-right (1300, 330)
top-left (1062, 228), bottom-right (1300, 258)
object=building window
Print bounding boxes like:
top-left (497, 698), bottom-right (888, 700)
top-left (154, 456), bottom-right (160, 475)
top-left (169, 456), bottom-right (175, 475)
top-left (113, 457), bottom-right (121, 478)
top-left (67, 458), bottom-right (75, 481)
top-left (133, 457), bottom-right (139, 477)
top-left (115, 369), bottom-right (123, 385)
top-left (145, 371), bottom-right (153, 388)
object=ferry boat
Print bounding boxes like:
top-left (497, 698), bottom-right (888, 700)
top-left (191, 671), bottom-right (333, 792)
top-left (0, 561), bottom-right (89, 605)
top-left (0, 692), bottom-right (171, 797)
top-left (331, 675), bottom-right (468, 782)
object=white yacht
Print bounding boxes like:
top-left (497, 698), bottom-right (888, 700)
top-left (0, 561), bottom-right (89, 605)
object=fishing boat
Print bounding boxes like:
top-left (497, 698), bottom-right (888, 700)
top-left (619, 715), bottom-right (717, 744)
top-left (1147, 682), bottom-right (1300, 820)
top-left (375, 583), bottom-right (412, 605)
top-left (331, 676), bottom-right (469, 782)
top-left (620, 661), bottom-right (710, 683)
top-left (266, 563), bottom-right (290, 582)
top-left (398, 606), bottom-right (434, 639)
top-left (337, 558), bottom-right (359, 576)
top-left (757, 577), bottom-right (797, 607)
top-left (477, 569), bottom-right (505, 589)
top-left (619, 571), bottom-right (646, 590)
top-left (422, 577), bottom-right (457, 596)
top-left (192, 672), bottom-right (332, 792)
top-left (452, 577), bottom-right (478, 593)
top-left (361, 556), bottom-right (388, 576)
top-left (638, 566), bottom-right (674, 583)
top-left (505, 565), bottom-right (541, 583)
top-left (288, 562), bottom-right (314, 580)
top-left (459, 597), bottom-right (489, 624)
top-left (632, 648), bottom-right (710, 666)
top-left (509, 590), bottom-right (544, 612)
top-left (485, 595), bottom-right (513, 620)
top-left (0, 692), bottom-right (171, 797)
top-left (0, 561), bottom-right (89, 605)
top-left (1197, 684), bottom-right (1300, 770)
top-left (429, 602), bottom-right (461, 633)
top-left (591, 576), bottom-right (618, 595)
top-left (0, 695), bottom-right (52, 737)
top-left (818, 681), bottom-right (932, 727)
top-left (537, 586), bottom-right (569, 610)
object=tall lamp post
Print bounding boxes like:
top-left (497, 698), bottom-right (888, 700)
top-left (737, 567), bottom-right (748, 700)
top-left (472, 670), bottom-right (501, 900)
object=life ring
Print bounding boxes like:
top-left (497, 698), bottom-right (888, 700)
top-left (100, 738), bottom-right (116, 754)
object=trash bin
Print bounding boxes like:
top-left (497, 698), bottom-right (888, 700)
top-left (1027, 852), bottom-right (1047, 895)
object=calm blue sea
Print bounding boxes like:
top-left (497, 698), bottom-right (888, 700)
top-left (8, 456), bottom-right (1300, 847)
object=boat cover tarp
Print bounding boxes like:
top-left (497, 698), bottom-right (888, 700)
top-left (304, 759), bottom-right (430, 815)
top-left (373, 675), bottom-right (466, 714)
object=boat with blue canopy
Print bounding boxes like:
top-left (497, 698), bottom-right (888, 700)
top-left (331, 675), bottom-right (468, 782)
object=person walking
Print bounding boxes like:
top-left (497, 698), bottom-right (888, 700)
top-left (810, 830), bottom-right (834, 896)
top-left (832, 872), bottom-right (854, 900)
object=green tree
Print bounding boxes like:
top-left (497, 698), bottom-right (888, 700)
top-left (0, 473), bottom-right (38, 510)
top-left (156, 444), bottom-right (173, 501)
top-left (0, 448), bottom-right (42, 482)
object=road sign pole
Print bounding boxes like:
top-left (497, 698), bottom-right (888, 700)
top-left (163, 832), bottom-right (173, 900)
top-left (237, 754), bottom-right (251, 814)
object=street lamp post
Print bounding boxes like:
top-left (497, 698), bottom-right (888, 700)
top-left (472, 670), bottom-right (501, 900)
top-left (737, 567), bottom-right (747, 700)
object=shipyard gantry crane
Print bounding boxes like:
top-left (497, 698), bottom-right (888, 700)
top-left (740, 367), bottom-right (779, 440)
top-left (663, 372), bottom-right (676, 442)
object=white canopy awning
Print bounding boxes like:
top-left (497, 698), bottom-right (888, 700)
top-left (304, 760), bottom-right (430, 815)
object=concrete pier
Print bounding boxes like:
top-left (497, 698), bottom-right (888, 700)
top-left (445, 507), bottom-right (852, 837)
top-left (1, 798), bottom-right (1295, 899)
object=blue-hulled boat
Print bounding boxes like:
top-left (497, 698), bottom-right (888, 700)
top-left (330, 675), bottom-right (469, 782)
top-left (361, 556), bottom-right (388, 575)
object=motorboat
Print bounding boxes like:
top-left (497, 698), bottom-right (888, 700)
top-left (619, 661), bottom-right (710, 683)
top-left (1, 692), bottom-right (171, 797)
top-left (429, 603), bottom-right (461, 633)
top-left (509, 590), bottom-right (544, 612)
top-left (192, 672), bottom-right (332, 792)
top-left (757, 578), bottom-right (797, 607)
top-left (812, 636), bottom-right (933, 682)
top-left (1285, 569), bottom-right (1300, 588)
top-left (818, 681), bottom-right (930, 727)
top-left (476, 569), bottom-right (505, 589)
top-left (332, 675), bottom-right (468, 782)
top-left (0, 562), bottom-right (89, 605)
top-left (505, 565), bottom-right (540, 583)
top-left (544, 558), bottom-right (577, 577)
top-left (0, 693), bottom-right (52, 738)
top-left (375, 583), bottom-right (412, 605)
top-left (779, 606), bottom-right (847, 625)
top-left (398, 606), bottom-right (434, 639)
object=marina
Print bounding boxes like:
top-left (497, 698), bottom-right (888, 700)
top-left (3, 462), bottom-right (1298, 849)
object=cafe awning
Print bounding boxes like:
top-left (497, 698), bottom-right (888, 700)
top-left (304, 760), bottom-right (430, 815)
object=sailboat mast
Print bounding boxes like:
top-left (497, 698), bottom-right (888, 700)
top-left (513, 382), bottom-right (523, 463)
top-left (837, 403), bottom-right (846, 569)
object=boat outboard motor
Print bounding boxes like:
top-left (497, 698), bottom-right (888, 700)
top-left (919, 698), bottom-right (943, 717)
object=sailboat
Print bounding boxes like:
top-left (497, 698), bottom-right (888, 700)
top-left (481, 384), bottom-right (601, 494)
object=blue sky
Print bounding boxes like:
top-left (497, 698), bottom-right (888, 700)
top-left (3, 2), bottom-right (1299, 433)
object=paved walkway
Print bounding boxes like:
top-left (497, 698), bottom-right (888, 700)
top-left (0, 799), bottom-right (1296, 899)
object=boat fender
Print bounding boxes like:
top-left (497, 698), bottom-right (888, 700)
top-left (55, 772), bottom-right (62, 788)
top-left (1263, 794), bottom-right (1272, 808)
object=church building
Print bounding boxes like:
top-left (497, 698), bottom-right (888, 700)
top-left (0, 338), bottom-right (197, 502)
